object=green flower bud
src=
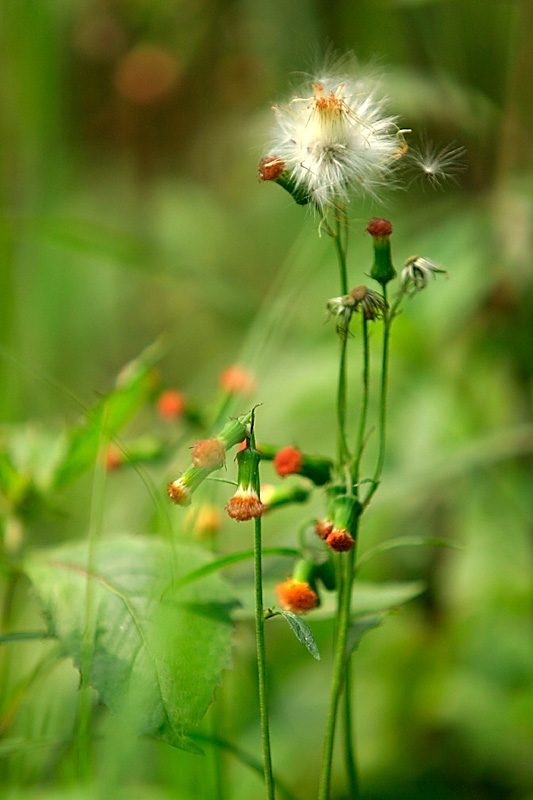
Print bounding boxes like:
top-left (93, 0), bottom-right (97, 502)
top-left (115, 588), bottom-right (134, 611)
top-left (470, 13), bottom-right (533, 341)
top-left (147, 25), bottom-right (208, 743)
top-left (367, 218), bottom-right (396, 287)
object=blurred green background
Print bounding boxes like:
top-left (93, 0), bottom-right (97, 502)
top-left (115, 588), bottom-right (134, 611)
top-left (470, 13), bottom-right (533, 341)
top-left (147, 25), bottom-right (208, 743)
top-left (1, 0), bottom-right (532, 799)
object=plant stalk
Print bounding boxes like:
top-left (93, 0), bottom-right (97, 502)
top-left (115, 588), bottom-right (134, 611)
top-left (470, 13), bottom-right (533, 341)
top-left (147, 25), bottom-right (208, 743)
top-left (254, 511), bottom-right (276, 800)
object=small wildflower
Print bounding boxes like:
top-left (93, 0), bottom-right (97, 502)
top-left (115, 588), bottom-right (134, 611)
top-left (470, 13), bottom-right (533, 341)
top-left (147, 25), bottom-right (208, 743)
top-left (367, 217), bottom-right (396, 286)
top-left (349, 285), bottom-right (388, 320)
top-left (273, 446), bottom-right (302, 477)
top-left (324, 494), bottom-right (361, 553)
top-left (167, 465), bottom-right (210, 506)
top-left (315, 519), bottom-right (334, 540)
top-left (272, 445), bottom-right (333, 486)
top-left (226, 446), bottom-right (265, 521)
top-left (407, 140), bottom-right (466, 189)
top-left (157, 389), bottom-right (186, 420)
top-left (219, 365), bottom-right (256, 395)
top-left (400, 256), bottom-right (448, 295)
top-left (326, 528), bottom-right (355, 552)
top-left (191, 437), bottom-right (226, 469)
top-left (276, 578), bottom-right (318, 614)
top-left (168, 476), bottom-right (192, 506)
top-left (263, 64), bottom-right (404, 215)
top-left (226, 485), bottom-right (265, 521)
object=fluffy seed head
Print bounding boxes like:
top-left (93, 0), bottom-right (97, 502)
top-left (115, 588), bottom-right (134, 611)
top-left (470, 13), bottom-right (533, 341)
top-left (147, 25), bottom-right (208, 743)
top-left (401, 256), bottom-right (448, 295)
top-left (267, 65), bottom-right (404, 214)
top-left (407, 140), bottom-right (466, 188)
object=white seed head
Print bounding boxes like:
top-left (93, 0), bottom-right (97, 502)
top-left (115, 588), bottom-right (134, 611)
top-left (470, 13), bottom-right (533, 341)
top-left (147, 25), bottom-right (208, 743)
top-left (401, 256), bottom-right (448, 294)
top-left (268, 67), bottom-right (404, 214)
top-left (407, 140), bottom-right (466, 188)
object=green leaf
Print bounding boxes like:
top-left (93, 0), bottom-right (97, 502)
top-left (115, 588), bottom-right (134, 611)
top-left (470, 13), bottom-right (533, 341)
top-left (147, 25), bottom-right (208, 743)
top-left (356, 536), bottom-right (458, 572)
top-left (175, 546), bottom-right (299, 589)
top-left (24, 535), bottom-right (237, 751)
top-left (351, 580), bottom-right (426, 615)
top-left (51, 342), bottom-right (162, 491)
top-left (347, 613), bottom-right (388, 656)
top-left (279, 610), bottom-right (321, 660)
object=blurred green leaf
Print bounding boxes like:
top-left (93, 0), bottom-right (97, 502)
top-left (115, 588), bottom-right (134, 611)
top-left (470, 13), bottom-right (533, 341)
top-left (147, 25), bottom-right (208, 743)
top-left (51, 342), bottom-right (162, 491)
top-left (279, 610), bottom-right (321, 660)
top-left (347, 613), bottom-right (388, 657)
top-left (351, 580), bottom-right (426, 615)
top-left (356, 536), bottom-right (458, 572)
top-left (24, 535), bottom-right (237, 752)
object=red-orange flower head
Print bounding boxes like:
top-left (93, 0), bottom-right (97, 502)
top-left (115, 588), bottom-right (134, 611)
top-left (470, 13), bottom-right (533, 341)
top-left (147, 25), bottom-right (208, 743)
top-left (104, 445), bottom-right (123, 472)
top-left (366, 217), bottom-right (392, 237)
top-left (167, 477), bottom-right (192, 506)
top-left (258, 156), bottom-right (285, 182)
top-left (276, 578), bottom-right (318, 614)
top-left (326, 527), bottom-right (355, 552)
top-left (191, 438), bottom-right (226, 469)
top-left (273, 446), bottom-right (302, 477)
top-left (157, 389), bottom-right (186, 420)
top-left (226, 486), bottom-right (265, 521)
top-left (219, 365), bottom-right (256, 395)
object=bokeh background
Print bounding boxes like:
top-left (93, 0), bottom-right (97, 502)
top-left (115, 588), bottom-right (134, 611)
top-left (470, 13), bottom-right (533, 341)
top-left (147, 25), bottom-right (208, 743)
top-left (1, 1), bottom-right (532, 799)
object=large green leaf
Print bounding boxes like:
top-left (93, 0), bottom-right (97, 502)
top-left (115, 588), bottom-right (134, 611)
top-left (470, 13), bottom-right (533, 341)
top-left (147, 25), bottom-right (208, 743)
top-left (51, 342), bottom-right (162, 491)
top-left (24, 535), bottom-right (237, 751)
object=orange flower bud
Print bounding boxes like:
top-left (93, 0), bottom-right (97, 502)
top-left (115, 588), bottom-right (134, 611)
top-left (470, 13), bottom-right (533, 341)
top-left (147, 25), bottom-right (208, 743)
top-left (273, 446), bottom-right (302, 477)
top-left (226, 487), bottom-right (265, 521)
top-left (326, 528), bottom-right (355, 552)
top-left (219, 365), bottom-right (256, 395)
top-left (157, 389), bottom-right (186, 419)
top-left (276, 578), bottom-right (318, 614)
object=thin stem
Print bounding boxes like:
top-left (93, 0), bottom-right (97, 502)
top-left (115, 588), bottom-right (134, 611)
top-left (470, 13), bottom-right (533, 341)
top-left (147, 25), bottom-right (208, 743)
top-left (332, 209), bottom-right (351, 471)
top-left (343, 665), bottom-right (359, 798)
top-left (318, 542), bottom-right (357, 800)
top-left (337, 335), bottom-right (350, 468)
top-left (363, 288), bottom-right (391, 509)
top-left (254, 512), bottom-right (276, 800)
top-left (332, 212), bottom-right (349, 294)
top-left (352, 315), bottom-right (370, 491)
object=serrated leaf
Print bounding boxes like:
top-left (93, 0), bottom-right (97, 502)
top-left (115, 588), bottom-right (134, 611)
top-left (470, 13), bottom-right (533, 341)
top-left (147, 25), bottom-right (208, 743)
top-left (51, 342), bottom-right (162, 491)
top-left (279, 610), bottom-right (320, 660)
top-left (24, 535), bottom-right (237, 751)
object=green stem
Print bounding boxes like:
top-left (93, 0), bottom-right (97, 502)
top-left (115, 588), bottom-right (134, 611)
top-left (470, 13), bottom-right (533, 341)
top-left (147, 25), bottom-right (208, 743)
top-left (337, 335), bottom-right (350, 469)
top-left (363, 289), bottom-right (391, 509)
top-left (254, 513), bottom-right (276, 800)
top-left (332, 209), bottom-right (351, 473)
top-left (332, 211), bottom-right (349, 294)
top-left (343, 665), bottom-right (359, 798)
top-left (352, 315), bottom-right (370, 491)
top-left (318, 541), bottom-right (357, 800)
